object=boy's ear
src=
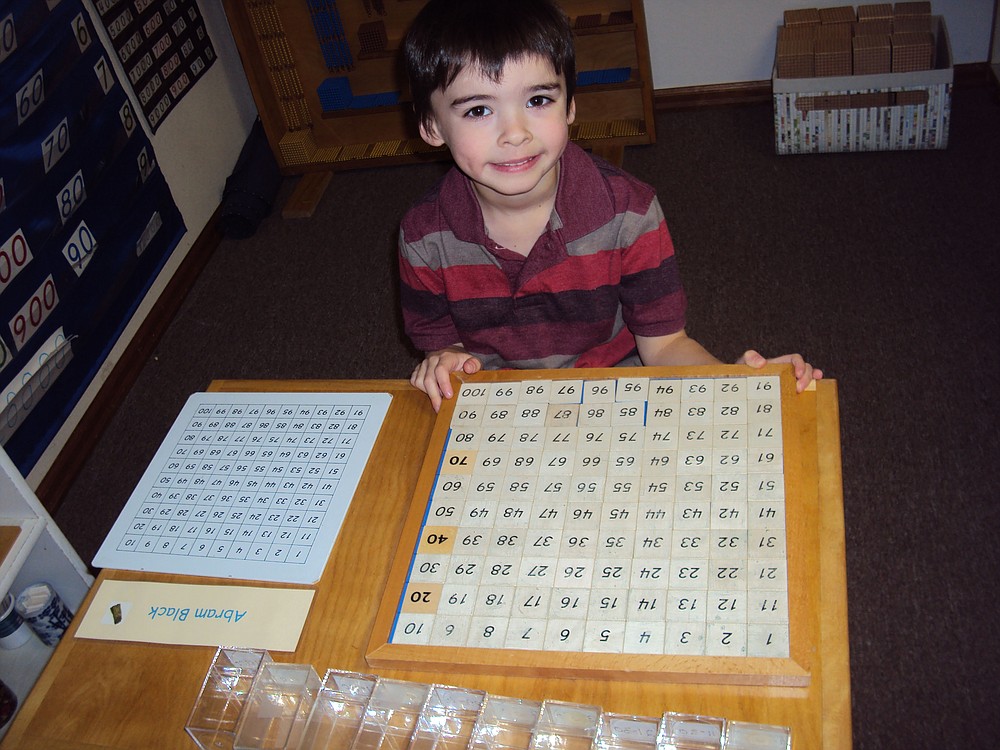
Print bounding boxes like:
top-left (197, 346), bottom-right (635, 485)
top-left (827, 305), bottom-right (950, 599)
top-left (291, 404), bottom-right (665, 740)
top-left (419, 117), bottom-right (446, 147)
top-left (566, 97), bottom-right (576, 126)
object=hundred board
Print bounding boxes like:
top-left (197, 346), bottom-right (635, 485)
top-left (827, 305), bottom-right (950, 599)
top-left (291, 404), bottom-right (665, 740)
top-left (367, 366), bottom-right (816, 686)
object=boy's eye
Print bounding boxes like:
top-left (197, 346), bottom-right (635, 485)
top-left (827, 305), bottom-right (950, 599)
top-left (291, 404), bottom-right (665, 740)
top-left (527, 95), bottom-right (554, 108)
top-left (463, 105), bottom-right (491, 118)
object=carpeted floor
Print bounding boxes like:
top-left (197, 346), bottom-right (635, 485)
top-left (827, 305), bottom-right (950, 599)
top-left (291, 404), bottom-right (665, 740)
top-left (55, 84), bottom-right (999, 748)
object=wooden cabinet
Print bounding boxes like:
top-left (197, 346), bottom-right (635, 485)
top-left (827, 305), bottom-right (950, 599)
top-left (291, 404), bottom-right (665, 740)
top-left (220, 0), bottom-right (655, 175)
top-left (0, 448), bottom-right (93, 739)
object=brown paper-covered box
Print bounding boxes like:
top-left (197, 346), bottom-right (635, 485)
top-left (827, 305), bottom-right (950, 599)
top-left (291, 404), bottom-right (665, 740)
top-left (784, 7), bottom-right (821, 26)
top-left (853, 34), bottom-right (892, 75)
top-left (857, 3), bottom-right (893, 22)
top-left (815, 32), bottom-right (853, 77)
top-left (891, 30), bottom-right (935, 70)
top-left (894, 1), bottom-right (932, 17)
top-left (777, 34), bottom-right (816, 78)
top-left (819, 5), bottom-right (857, 24)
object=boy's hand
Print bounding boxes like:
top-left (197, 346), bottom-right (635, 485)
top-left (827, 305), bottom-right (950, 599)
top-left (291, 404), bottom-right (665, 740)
top-left (738, 350), bottom-right (823, 393)
top-left (411, 346), bottom-right (482, 412)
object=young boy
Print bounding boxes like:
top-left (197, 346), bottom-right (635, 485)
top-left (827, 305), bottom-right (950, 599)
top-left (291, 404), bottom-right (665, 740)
top-left (399, 0), bottom-right (821, 411)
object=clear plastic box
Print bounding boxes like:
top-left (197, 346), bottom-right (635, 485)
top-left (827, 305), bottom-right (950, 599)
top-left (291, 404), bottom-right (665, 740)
top-left (657, 713), bottom-right (725, 750)
top-left (468, 695), bottom-right (542, 750)
top-left (530, 700), bottom-right (602, 750)
top-left (232, 662), bottom-right (322, 749)
top-left (410, 685), bottom-right (487, 750)
top-left (300, 670), bottom-right (378, 750)
top-left (185, 648), bottom-right (273, 750)
top-left (351, 679), bottom-right (430, 750)
top-left (723, 721), bottom-right (791, 750)
top-left (595, 712), bottom-right (660, 750)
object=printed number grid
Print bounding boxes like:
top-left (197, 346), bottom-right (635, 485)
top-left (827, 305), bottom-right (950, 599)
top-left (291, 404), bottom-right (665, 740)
top-left (390, 376), bottom-right (789, 658)
top-left (93, 392), bottom-right (391, 584)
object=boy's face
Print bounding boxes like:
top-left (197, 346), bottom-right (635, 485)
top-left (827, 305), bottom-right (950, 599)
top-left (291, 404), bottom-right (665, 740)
top-left (420, 54), bottom-right (576, 208)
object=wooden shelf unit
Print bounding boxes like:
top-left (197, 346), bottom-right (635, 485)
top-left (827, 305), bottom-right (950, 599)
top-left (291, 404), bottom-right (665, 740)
top-left (220, 0), bottom-right (656, 175)
top-left (0, 448), bottom-right (93, 740)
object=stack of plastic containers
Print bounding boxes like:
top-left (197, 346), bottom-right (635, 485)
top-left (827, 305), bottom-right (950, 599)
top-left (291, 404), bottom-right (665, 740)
top-left (185, 649), bottom-right (791, 750)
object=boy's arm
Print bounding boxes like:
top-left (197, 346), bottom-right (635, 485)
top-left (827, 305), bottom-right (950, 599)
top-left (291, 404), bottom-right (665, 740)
top-left (411, 345), bottom-right (482, 412)
top-left (635, 331), bottom-right (822, 392)
top-left (635, 330), bottom-right (720, 367)
top-left (399, 226), bottom-right (479, 411)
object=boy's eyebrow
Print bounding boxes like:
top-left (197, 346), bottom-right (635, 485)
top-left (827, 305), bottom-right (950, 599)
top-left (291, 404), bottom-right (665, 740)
top-left (448, 93), bottom-right (495, 107)
top-left (527, 81), bottom-right (564, 95)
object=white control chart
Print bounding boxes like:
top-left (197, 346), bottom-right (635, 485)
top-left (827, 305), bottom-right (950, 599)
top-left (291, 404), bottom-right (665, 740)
top-left (94, 392), bottom-right (391, 584)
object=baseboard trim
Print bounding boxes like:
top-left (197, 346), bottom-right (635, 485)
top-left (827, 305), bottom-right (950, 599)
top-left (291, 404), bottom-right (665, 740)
top-left (654, 80), bottom-right (772, 110)
top-left (35, 208), bottom-right (224, 515)
top-left (653, 62), bottom-right (991, 110)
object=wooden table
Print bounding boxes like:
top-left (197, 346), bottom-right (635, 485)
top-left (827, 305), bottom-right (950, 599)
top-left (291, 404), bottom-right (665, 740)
top-left (1, 377), bottom-right (850, 749)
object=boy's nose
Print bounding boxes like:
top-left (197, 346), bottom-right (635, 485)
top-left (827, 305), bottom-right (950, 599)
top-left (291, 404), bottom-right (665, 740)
top-left (498, 114), bottom-right (531, 146)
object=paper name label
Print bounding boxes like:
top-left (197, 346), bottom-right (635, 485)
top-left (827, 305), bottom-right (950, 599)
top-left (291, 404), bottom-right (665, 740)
top-left (76, 579), bottom-right (314, 652)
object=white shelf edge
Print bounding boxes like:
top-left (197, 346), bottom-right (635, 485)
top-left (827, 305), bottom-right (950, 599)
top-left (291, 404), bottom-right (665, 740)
top-left (0, 517), bottom-right (45, 597)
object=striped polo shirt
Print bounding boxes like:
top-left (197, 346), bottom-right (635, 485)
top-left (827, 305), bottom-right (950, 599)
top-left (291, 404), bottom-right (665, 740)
top-left (398, 142), bottom-right (687, 370)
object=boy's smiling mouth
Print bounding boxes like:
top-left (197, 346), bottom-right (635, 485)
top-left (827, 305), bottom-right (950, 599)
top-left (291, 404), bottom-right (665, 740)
top-left (494, 155), bottom-right (539, 170)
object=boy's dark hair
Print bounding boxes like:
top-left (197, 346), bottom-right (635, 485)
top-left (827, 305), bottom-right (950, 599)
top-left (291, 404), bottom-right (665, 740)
top-left (403, 0), bottom-right (576, 132)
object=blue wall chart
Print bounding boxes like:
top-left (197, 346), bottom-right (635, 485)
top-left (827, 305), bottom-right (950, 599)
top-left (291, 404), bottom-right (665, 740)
top-left (1, 0), bottom-right (185, 474)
